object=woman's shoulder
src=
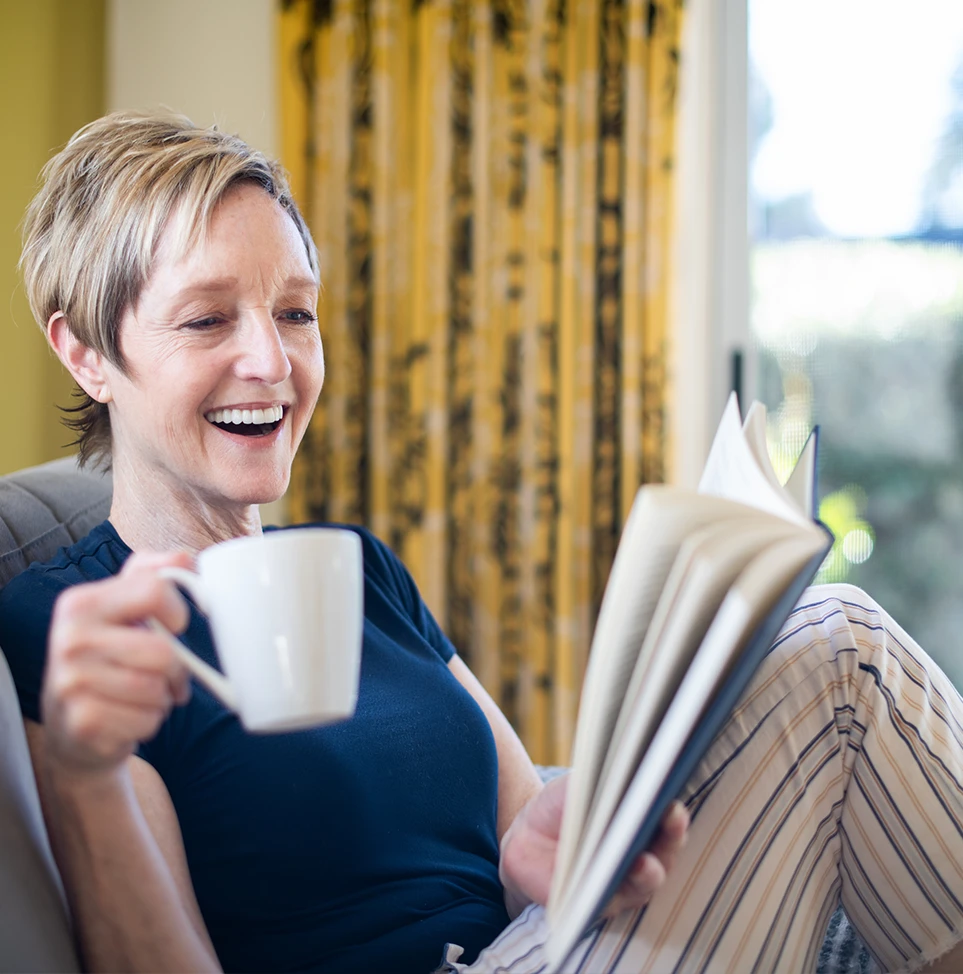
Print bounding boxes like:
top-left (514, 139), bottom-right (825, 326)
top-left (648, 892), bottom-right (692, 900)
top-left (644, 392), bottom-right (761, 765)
top-left (0, 520), bottom-right (128, 627)
top-left (0, 520), bottom-right (128, 721)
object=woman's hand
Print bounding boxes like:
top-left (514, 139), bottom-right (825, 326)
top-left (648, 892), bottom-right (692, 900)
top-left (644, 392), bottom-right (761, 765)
top-left (41, 551), bottom-right (194, 782)
top-left (498, 773), bottom-right (689, 918)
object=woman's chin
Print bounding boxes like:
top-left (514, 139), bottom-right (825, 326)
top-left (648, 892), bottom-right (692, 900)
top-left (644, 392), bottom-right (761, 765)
top-left (226, 472), bottom-right (291, 509)
top-left (249, 487), bottom-right (289, 508)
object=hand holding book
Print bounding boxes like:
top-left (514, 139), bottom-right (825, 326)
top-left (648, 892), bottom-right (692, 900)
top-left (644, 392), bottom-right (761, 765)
top-left (499, 775), bottom-right (690, 921)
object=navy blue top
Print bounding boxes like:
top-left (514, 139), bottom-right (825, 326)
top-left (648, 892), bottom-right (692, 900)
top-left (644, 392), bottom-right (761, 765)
top-left (0, 521), bottom-right (510, 973)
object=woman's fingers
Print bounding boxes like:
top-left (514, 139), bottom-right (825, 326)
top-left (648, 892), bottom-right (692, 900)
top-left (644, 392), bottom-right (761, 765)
top-left (55, 616), bottom-right (184, 679)
top-left (648, 799), bottom-right (690, 865)
top-left (46, 632), bottom-right (181, 709)
top-left (500, 783), bottom-right (689, 918)
top-left (62, 551), bottom-right (193, 633)
top-left (603, 800), bottom-right (690, 917)
top-left (605, 854), bottom-right (666, 916)
top-left (42, 550), bottom-right (197, 777)
top-left (56, 551), bottom-right (195, 672)
top-left (51, 694), bottom-right (173, 774)
top-left (53, 584), bottom-right (191, 706)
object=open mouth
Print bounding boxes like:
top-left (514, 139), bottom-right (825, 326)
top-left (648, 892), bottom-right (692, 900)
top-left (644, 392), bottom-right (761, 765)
top-left (204, 405), bottom-right (284, 438)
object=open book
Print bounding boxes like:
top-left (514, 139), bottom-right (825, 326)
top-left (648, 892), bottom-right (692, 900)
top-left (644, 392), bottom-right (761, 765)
top-left (545, 395), bottom-right (832, 969)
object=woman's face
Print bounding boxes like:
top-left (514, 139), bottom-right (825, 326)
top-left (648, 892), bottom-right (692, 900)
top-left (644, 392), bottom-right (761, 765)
top-left (103, 182), bottom-right (323, 509)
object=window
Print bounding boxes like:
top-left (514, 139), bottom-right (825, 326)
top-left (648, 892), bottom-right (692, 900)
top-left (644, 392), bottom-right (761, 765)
top-left (748, 0), bottom-right (963, 683)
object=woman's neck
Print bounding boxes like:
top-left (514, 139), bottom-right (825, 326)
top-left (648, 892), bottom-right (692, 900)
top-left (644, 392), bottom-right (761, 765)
top-left (108, 464), bottom-right (264, 555)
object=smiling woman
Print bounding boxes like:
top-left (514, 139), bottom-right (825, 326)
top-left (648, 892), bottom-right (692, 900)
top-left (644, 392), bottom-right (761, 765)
top-left (19, 113), bottom-right (320, 478)
top-left (2, 110), bottom-right (963, 974)
top-left (46, 183), bottom-right (323, 542)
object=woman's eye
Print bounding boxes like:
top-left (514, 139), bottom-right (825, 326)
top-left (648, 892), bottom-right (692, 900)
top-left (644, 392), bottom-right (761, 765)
top-left (184, 316), bottom-right (222, 330)
top-left (282, 310), bottom-right (319, 324)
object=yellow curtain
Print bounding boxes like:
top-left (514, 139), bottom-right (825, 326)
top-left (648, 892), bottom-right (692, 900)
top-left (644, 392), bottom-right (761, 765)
top-left (278, 0), bottom-right (683, 765)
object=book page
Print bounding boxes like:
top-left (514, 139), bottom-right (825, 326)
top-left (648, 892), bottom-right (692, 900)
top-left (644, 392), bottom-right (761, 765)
top-left (547, 532), bottom-right (828, 968)
top-left (587, 520), bottom-right (805, 862)
top-left (784, 429), bottom-right (818, 520)
top-left (742, 401), bottom-right (784, 496)
top-left (744, 399), bottom-right (819, 520)
top-left (551, 518), bottom-right (810, 925)
top-left (548, 488), bottom-right (804, 908)
top-left (698, 394), bottom-right (808, 526)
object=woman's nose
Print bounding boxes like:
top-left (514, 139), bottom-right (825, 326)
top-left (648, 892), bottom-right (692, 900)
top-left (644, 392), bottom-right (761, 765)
top-left (235, 313), bottom-right (292, 385)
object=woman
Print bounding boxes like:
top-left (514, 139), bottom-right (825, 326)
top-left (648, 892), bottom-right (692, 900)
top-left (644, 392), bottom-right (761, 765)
top-left (0, 111), bottom-right (961, 973)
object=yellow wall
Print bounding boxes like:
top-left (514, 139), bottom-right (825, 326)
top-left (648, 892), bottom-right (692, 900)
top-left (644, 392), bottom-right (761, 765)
top-left (0, 0), bottom-right (104, 475)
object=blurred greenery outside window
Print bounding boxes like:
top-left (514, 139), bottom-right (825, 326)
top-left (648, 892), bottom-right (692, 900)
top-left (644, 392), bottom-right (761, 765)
top-left (749, 1), bottom-right (963, 684)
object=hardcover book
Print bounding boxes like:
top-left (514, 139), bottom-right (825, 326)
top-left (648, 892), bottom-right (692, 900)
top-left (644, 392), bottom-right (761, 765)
top-left (546, 395), bottom-right (833, 969)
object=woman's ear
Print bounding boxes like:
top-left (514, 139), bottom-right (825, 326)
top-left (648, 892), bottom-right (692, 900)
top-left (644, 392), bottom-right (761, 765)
top-left (47, 312), bottom-right (113, 404)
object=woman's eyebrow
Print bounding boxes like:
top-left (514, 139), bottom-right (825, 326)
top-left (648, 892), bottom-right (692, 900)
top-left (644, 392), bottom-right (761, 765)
top-left (171, 276), bottom-right (320, 298)
top-left (282, 276), bottom-right (321, 292)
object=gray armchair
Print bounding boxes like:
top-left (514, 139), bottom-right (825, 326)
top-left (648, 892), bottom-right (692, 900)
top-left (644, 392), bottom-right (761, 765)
top-left (0, 457), bottom-right (871, 972)
top-left (0, 456), bottom-right (110, 972)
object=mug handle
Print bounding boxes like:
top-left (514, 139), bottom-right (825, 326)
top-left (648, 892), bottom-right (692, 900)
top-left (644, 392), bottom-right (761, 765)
top-left (147, 567), bottom-right (240, 712)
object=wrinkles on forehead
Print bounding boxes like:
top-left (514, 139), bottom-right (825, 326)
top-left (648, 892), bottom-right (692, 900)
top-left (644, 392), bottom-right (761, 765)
top-left (128, 184), bottom-right (319, 332)
top-left (150, 189), bottom-right (229, 273)
top-left (148, 183), bottom-right (319, 291)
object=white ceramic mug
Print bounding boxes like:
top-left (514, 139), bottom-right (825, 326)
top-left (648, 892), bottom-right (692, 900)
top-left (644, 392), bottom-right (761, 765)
top-left (148, 527), bottom-right (364, 732)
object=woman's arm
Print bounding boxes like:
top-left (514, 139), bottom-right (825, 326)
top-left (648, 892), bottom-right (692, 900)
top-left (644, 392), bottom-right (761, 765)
top-left (30, 552), bottom-right (220, 972)
top-left (27, 731), bottom-right (219, 972)
top-left (447, 655), bottom-right (543, 918)
top-left (448, 655), bottom-right (689, 921)
top-left (447, 655), bottom-right (544, 842)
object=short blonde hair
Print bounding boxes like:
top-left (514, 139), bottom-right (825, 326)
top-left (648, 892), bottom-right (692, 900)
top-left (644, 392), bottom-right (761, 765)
top-left (20, 110), bottom-right (318, 467)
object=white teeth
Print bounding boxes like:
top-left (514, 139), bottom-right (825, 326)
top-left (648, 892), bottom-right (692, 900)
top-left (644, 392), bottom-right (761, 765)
top-left (204, 405), bottom-right (284, 425)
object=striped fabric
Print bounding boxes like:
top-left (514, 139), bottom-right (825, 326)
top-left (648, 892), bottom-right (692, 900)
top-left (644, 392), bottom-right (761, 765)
top-left (449, 584), bottom-right (963, 973)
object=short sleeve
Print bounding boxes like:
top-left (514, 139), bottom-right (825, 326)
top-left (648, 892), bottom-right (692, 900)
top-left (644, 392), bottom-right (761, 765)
top-left (0, 568), bottom-right (70, 723)
top-left (347, 526), bottom-right (457, 664)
